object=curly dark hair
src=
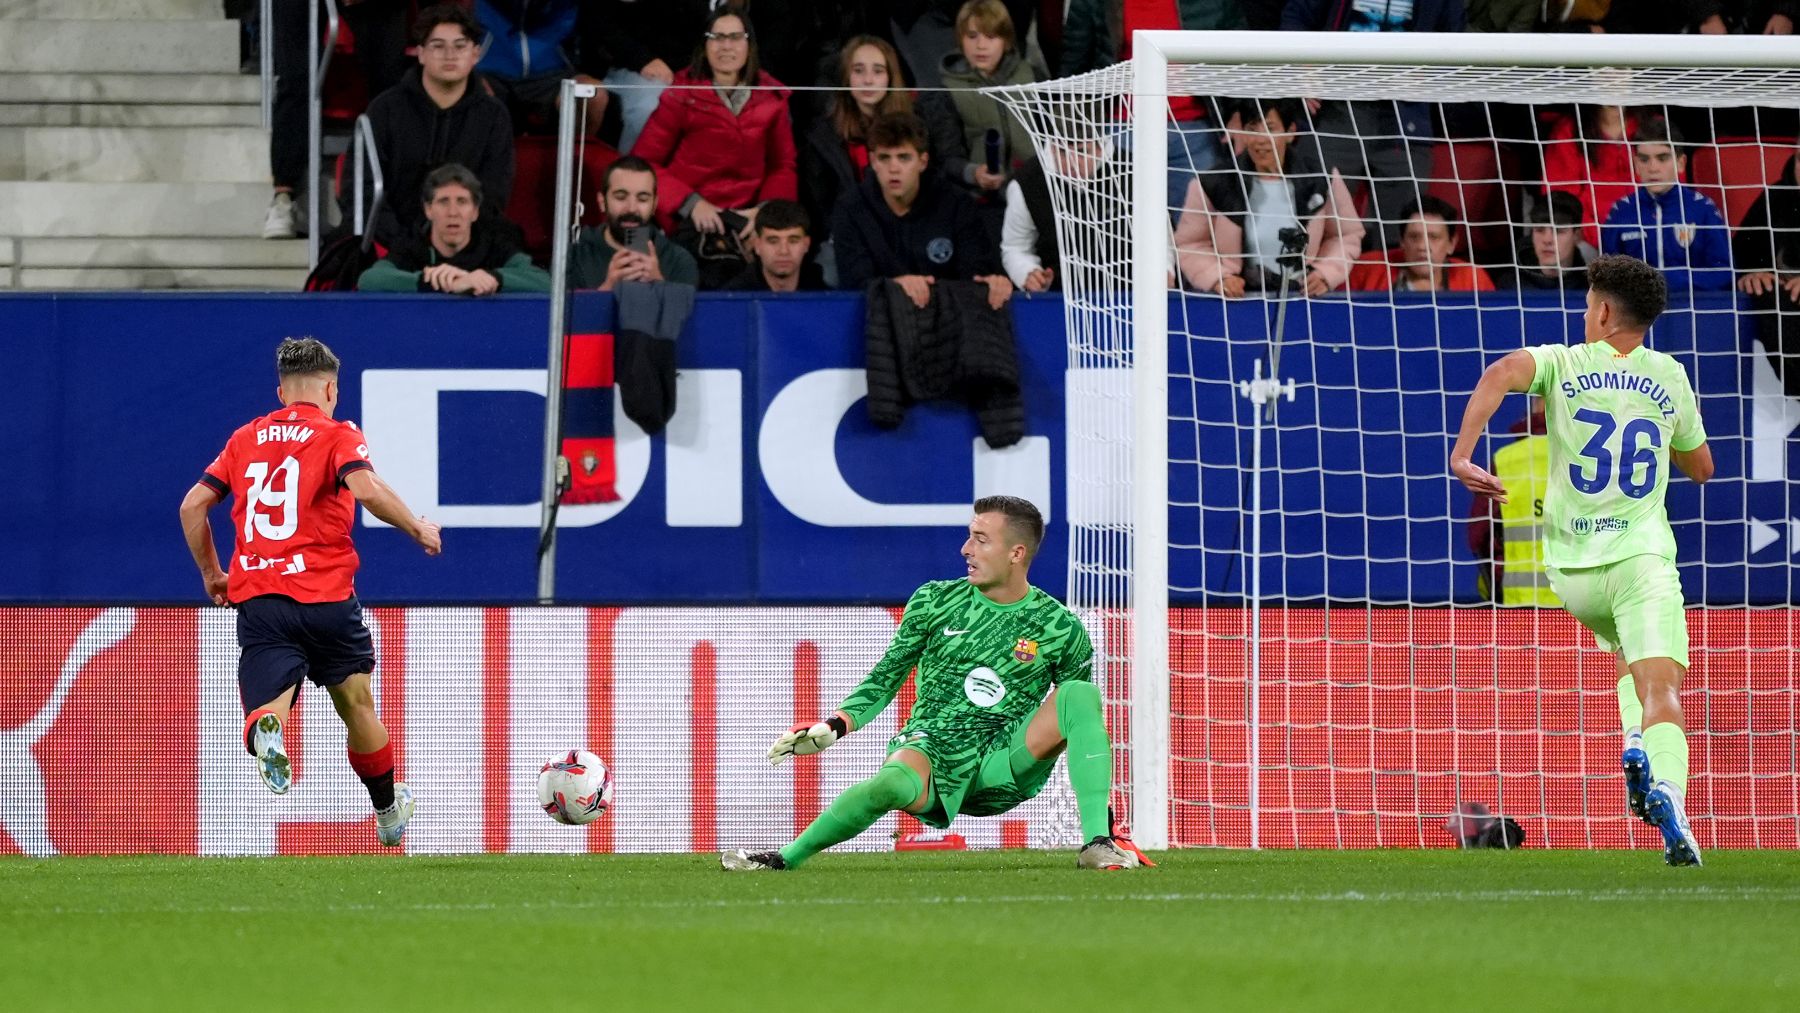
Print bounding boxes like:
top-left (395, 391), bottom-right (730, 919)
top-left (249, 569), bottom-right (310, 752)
top-left (1588, 254), bottom-right (1668, 329)
top-left (276, 337), bottom-right (340, 379)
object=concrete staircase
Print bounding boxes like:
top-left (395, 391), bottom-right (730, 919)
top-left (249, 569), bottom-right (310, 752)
top-left (0, 0), bottom-right (308, 289)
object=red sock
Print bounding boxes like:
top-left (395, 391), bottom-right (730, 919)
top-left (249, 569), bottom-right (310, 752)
top-left (243, 708), bottom-right (279, 755)
top-left (349, 742), bottom-right (396, 810)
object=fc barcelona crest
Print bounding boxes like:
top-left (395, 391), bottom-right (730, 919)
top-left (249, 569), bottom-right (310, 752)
top-left (1013, 639), bottom-right (1038, 663)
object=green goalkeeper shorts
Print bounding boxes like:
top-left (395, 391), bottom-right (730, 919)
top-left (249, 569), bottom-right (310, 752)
top-left (1546, 553), bottom-right (1690, 669)
top-left (885, 718), bottom-right (1060, 830)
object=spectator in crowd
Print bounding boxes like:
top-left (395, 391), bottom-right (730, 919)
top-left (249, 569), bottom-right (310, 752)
top-left (831, 112), bottom-right (1012, 310)
top-left (595, 0), bottom-right (788, 153)
top-left (891, 0), bottom-right (1042, 89)
top-left (802, 35), bottom-right (958, 286)
top-left (921, 1), bottom-right (1039, 219)
top-left (723, 199), bottom-right (826, 292)
top-left (1600, 118), bottom-right (1733, 292)
top-left (351, 5), bottom-right (515, 250)
top-left (358, 164), bottom-right (549, 294)
top-left (1059, 0), bottom-right (1121, 77)
top-left (1350, 196), bottom-right (1497, 292)
top-left (1281, 0), bottom-right (1466, 248)
top-left (1171, 97), bottom-right (1365, 297)
top-left (1002, 128), bottom-right (1125, 294)
top-left (262, 0), bottom-right (411, 238)
top-left (1542, 104), bottom-right (1638, 249)
top-left (1734, 150), bottom-right (1800, 398)
top-left (1466, 0), bottom-right (1542, 31)
top-left (1682, 2), bottom-right (1796, 33)
top-left (1502, 191), bottom-right (1595, 291)
top-left (568, 155), bottom-right (700, 291)
top-left (473, 0), bottom-right (608, 132)
top-left (633, 4), bottom-right (799, 289)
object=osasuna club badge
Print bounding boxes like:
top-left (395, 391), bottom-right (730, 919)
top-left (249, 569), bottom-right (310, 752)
top-left (1013, 639), bottom-right (1038, 663)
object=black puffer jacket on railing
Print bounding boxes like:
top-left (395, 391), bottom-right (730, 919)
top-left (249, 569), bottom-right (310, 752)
top-left (864, 278), bottom-right (1024, 449)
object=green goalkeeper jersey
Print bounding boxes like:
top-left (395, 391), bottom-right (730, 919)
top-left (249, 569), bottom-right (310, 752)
top-left (836, 579), bottom-right (1094, 738)
top-left (1525, 340), bottom-right (1707, 569)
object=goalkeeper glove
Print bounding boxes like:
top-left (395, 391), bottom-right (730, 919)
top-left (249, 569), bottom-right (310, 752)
top-left (768, 714), bottom-right (848, 765)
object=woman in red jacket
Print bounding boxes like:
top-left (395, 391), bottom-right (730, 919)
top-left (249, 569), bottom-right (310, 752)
top-left (632, 4), bottom-right (798, 286)
top-left (1540, 104), bottom-right (1638, 250)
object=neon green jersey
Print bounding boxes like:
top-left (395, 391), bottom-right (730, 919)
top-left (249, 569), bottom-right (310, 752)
top-left (836, 579), bottom-right (1093, 736)
top-left (1525, 340), bottom-right (1707, 569)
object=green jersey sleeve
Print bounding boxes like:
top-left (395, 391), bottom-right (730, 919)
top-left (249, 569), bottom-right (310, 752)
top-left (1047, 609), bottom-right (1095, 686)
top-left (836, 582), bottom-right (939, 729)
top-left (1525, 343), bottom-right (1562, 397)
top-left (1670, 365), bottom-right (1706, 453)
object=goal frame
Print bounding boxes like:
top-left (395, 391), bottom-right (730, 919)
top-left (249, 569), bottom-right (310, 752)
top-left (1125, 30), bottom-right (1800, 851)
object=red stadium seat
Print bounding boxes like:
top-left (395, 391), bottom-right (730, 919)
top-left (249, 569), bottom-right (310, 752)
top-left (504, 134), bottom-right (620, 264)
top-left (1427, 141), bottom-right (1521, 264)
top-left (1690, 136), bottom-right (1798, 228)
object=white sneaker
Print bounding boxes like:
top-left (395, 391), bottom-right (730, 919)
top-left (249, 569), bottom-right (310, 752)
top-left (1076, 836), bottom-right (1140, 870)
top-left (375, 782), bottom-right (414, 847)
top-left (719, 848), bottom-right (787, 871)
top-left (261, 191), bottom-right (298, 239)
top-left (250, 712), bottom-right (291, 795)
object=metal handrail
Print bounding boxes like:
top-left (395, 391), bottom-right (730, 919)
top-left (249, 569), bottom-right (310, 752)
top-left (307, 0), bottom-right (340, 269)
top-left (352, 114), bottom-right (385, 253)
top-left (259, 0), bottom-right (273, 128)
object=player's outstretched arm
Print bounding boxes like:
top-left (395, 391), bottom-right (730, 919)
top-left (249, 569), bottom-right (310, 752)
top-left (344, 469), bottom-right (443, 555)
top-left (1673, 443), bottom-right (1715, 484)
top-left (178, 482), bottom-right (230, 606)
top-left (1450, 349), bottom-right (1537, 502)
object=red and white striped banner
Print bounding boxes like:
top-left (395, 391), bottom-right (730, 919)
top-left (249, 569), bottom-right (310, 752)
top-left (5, 606), bottom-right (1794, 855)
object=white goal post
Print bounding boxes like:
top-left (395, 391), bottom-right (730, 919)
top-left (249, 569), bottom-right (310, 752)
top-left (992, 31), bottom-right (1800, 852)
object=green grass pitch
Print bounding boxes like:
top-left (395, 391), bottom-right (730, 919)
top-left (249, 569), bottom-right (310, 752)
top-left (4, 849), bottom-right (1796, 1011)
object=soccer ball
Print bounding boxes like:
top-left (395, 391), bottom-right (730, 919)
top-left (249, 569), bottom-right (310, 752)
top-left (537, 749), bottom-right (614, 826)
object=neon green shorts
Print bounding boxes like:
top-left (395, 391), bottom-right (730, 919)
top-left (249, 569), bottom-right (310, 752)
top-left (885, 718), bottom-right (1059, 830)
top-left (1546, 553), bottom-right (1690, 669)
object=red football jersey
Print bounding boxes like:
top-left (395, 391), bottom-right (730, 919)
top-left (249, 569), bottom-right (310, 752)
top-left (200, 401), bottom-right (374, 604)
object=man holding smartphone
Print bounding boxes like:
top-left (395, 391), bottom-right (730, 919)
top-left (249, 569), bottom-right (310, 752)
top-left (569, 155), bottom-right (700, 291)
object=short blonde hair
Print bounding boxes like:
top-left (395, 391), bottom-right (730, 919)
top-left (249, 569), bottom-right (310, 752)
top-left (955, 0), bottom-right (1015, 51)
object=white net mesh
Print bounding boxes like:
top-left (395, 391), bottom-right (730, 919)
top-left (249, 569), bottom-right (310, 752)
top-left (992, 49), bottom-right (1800, 850)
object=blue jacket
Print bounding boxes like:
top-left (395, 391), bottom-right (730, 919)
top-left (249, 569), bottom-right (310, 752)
top-left (475, 0), bottom-right (577, 81)
top-left (1600, 185), bottom-right (1733, 292)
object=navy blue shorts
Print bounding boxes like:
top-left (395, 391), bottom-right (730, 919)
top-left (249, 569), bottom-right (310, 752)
top-left (235, 594), bottom-right (375, 713)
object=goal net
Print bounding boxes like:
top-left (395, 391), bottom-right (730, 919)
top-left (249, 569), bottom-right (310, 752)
top-left (990, 32), bottom-right (1800, 851)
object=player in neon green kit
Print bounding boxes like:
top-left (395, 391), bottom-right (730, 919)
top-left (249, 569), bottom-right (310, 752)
top-left (1452, 254), bottom-right (1714, 866)
top-left (721, 496), bottom-right (1151, 871)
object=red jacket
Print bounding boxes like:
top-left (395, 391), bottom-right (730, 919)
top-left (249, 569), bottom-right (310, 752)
top-left (1349, 250), bottom-right (1496, 292)
top-left (633, 68), bottom-right (799, 227)
top-left (1541, 110), bottom-right (1638, 249)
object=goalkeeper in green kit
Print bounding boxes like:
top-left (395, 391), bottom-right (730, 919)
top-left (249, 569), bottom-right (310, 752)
top-left (1452, 254), bottom-right (1714, 866)
top-left (721, 496), bottom-right (1152, 871)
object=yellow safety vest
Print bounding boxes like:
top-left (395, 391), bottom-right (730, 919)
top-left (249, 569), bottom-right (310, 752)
top-left (1493, 434), bottom-right (1561, 606)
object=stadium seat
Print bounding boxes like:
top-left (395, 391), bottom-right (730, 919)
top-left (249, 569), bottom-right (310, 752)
top-left (505, 134), bottom-right (620, 264)
top-left (1690, 136), bottom-right (1798, 228)
top-left (1426, 141), bottom-right (1522, 264)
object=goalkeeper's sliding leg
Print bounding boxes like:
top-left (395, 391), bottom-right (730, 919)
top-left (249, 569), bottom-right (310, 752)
top-left (722, 682), bottom-right (1148, 871)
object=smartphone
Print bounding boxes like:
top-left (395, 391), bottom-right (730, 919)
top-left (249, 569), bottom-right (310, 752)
top-left (719, 209), bottom-right (749, 236)
top-left (622, 224), bottom-right (650, 254)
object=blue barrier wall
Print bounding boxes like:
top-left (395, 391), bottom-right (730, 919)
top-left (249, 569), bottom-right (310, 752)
top-left (0, 291), bottom-right (1791, 604)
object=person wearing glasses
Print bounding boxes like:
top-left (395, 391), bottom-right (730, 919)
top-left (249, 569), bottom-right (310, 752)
top-left (349, 4), bottom-right (516, 250)
top-left (631, 4), bottom-right (799, 289)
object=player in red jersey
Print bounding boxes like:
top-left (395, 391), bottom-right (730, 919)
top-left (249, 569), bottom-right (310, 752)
top-left (179, 337), bottom-right (441, 847)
